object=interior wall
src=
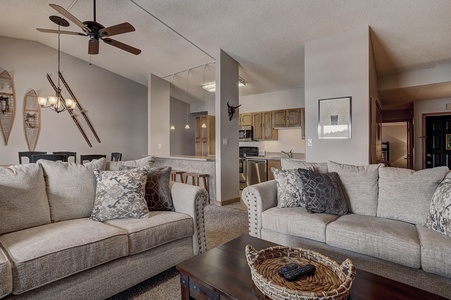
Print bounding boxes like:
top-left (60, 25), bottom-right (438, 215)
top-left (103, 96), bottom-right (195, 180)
top-left (215, 49), bottom-right (239, 203)
top-left (0, 36), bottom-right (147, 165)
top-left (382, 122), bottom-right (407, 168)
top-left (148, 74), bottom-right (170, 156)
top-left (414, 97), bottom-right (451, 170)
top-left (304, 26), bottom-right (371, 165)
top-left (239, 88), bottom-right (305, 153)
top-left (170, 97), bottom-right (195, 156)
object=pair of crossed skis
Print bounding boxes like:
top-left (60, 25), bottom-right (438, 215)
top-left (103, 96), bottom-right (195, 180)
top-left (47, 72), bottom-right (100, 147)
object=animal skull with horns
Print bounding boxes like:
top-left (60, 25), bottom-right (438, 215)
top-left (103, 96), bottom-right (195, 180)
top-left (227, 101), bottom-right (242, 121)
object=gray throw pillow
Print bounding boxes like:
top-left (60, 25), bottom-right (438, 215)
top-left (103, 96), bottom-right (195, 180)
top-left (90, 168), bottom-right (149, 222)
top-left (298, 168), bottom-right (349, 216)
top-left (0, 164), bottom-right (51, 235)
top-left (426, 177), bottom-right (451, 237)
top-left (272, 167), bottom-right (306, 208)
top-left (145, 166), bottom-right (174, 211)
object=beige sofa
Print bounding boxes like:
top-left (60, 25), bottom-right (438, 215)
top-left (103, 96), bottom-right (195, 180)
top-left (242, 159), bottom-right (451, 298)
top-left (0, 158), bottom-right (207, 300)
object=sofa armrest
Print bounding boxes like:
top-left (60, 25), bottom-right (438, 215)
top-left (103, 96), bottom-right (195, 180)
top-left (242, 180), bottom-right (277, 238)
top-left (170, 182), bottom-right (208, 255)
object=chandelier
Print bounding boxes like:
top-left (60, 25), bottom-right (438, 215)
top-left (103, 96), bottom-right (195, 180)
top-left (38, 16), bottom-right (76, 113)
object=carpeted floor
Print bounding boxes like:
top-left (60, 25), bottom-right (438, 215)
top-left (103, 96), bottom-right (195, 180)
top-left (107, 201), bottom-right (248, 300)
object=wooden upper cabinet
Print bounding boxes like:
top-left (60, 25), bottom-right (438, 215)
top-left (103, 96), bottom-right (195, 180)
top-left (286, 108), bottom-right (302, 127)
top-left (272, 108), bottom-right (302, 127)
top-left (262, 111), bottom-right (278, 140)
top-left (239, 113), bottom-right (252, 126)
top-left (252, 112), bottom-right (263, 140)
top-left (272, 110), bottom-right (287, 127)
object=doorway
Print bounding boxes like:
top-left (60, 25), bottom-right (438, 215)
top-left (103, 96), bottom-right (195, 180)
top-left (382, 122), bottom-right (408, 168)
top-left (424, 114), bottom-right (451, 168)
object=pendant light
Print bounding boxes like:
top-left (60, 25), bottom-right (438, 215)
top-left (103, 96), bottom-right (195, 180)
top-left (184, 69), bottom-right (190, 129)
top-left (38, 16), bottom-right (76, 113)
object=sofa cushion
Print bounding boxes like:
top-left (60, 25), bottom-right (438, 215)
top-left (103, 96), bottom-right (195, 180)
top-left (326, 214), bottom-right (421, 268)
top-left (0, 164), bottom-right (50, 235)
top-left (0, 247), bottom-right (12, 299)
top-left (105, 211), bottom-right (193, 255)
top-left (327, 161), bottom-right (381, 216)
top-left (262, 206), bottom-right (339, 242)
top-left (298, 169), bottom-right (349, 216)
top-left (426, 176), bottom-right (451, 237)
top-left (378, 166), bottom-right (449, 225)
top-left (145, 166), bottom-right (174, 211)
top-left (281, 159), bottom-right (328, 173)
top-left (417, 225), bottom-right (451, 278)
top-left (105, 155), bottom-right (155, 171)
top-left (90, 169), bottom-right (149, 222)
top-left (38, 158), bottom-right (106, 222)
top-left (0, 219), bottom-right (128, 294)
top-left (273, 168), bottom-right (306, 208)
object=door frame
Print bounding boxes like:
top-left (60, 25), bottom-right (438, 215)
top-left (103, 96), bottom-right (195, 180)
top-left (421, 112), bottom-right (451, 169)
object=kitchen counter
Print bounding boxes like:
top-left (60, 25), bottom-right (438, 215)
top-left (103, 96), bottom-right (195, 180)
top-left (152, 155), bottom-right (216, 162)
top-left (244, 152), bottom-right (305, 161)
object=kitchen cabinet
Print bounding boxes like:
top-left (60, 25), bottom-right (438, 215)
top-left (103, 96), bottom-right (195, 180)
top-left (272, 108), bottom-right (303, 128)
top-left (262, 111), bottom-right (278, 140)
top-left (252, 112), bottom-right (263, 140)
top-left (195, 115), bottom-right (215, 156)
top-left (239, 113), bottom-right (252, 126)
top-left (267, 159), bottom-right (281, 181)
top-left (252, 111), bottom-right (278, 141)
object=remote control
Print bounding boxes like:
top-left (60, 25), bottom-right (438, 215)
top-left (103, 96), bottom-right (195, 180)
top-left (283, 264), bottom-right (316, 281)
top-left (278, 263), bottom-right (298, 275)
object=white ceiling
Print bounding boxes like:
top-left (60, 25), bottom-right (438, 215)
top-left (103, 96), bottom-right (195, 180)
top-left (1, 0), bottom-right (451, 104)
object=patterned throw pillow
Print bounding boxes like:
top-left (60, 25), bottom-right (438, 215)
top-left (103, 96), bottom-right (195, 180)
top-left (90, 168), bottom-right (149, 222)
top-left (146, 166), bottom-right (174, 211)
top-left (272, 167), bottom-right (305, 208)
top-left (426, 177), bottom-right (451, 237)
top-left (297, 168), bottom-right (349, 216)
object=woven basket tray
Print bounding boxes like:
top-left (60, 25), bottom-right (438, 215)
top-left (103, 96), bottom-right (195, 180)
top-left (245, 245), bottom-right (356, 300)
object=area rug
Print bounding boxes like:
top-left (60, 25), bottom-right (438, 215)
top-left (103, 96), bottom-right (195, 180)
top-left (107, 201), bottom-right (248, 300)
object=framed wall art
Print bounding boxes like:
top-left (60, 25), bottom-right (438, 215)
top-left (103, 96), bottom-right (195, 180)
top-left (318, 96), bottom-right (352, 139)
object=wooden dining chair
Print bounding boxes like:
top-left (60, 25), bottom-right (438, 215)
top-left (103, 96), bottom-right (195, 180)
top-left (30, 154), bottom-right (67, 163)
top-left (18, 151), bottom-right (47, 164)
top-left (53, 151), bottom-right (77, 163)
top-left (111, 152), bottom-right (122, 161)
top-left (80, 154), bottom-right (106, 164)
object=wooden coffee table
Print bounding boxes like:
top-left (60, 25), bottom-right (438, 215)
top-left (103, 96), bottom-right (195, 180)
top-left (176, 234), bottom-right (446, 300)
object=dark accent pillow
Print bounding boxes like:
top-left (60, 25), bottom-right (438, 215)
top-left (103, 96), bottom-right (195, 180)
top-left (145, 166), bottom-right (174, 211)
top-left (297, 168), bottom-right (349, 216)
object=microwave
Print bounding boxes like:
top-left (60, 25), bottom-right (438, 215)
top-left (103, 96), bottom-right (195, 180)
top-left (239, 126), bottom-right (253, 141)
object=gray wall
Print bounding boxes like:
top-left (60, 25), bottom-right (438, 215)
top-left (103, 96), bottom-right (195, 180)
top-left (148, 74), bottom-right (170, 156)
top-left (170, 97), bottom-right (195, 156)
top-left (304, 27), bottom-right (371, 165)
top-left (0, 36), bottom-right (147, 164)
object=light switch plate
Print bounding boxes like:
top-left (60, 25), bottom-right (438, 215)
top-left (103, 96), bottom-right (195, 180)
top-left (307, 139), bottom-right (313, 147)
top-left (222, 138), bottom-right (228, 145)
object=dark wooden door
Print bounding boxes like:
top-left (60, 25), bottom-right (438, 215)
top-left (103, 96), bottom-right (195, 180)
top-left (425, 115), bottom-right (451, 168)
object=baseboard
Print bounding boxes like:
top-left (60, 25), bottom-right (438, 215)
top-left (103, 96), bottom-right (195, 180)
top-left (215, 197), bottom-right (240, 206)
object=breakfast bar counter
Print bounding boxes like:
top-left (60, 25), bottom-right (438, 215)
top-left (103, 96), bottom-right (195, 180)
top-left (152, 155), bottom-right (216, 202)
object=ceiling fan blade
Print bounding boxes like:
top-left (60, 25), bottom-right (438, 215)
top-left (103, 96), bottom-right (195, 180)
top-left (102, 38), bottom-right (141, 55)
top-left (49, 4), bottom-right (90, 33)
top-left (100, 22), bottom-right (135, 37)
top-left (88, 39), bottom-right (99, 55)
top-left (36, 28), bottom-right (87, 36)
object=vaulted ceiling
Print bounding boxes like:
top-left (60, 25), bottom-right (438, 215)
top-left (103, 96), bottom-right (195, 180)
top-left (1, 0), bottom-right (451, 105)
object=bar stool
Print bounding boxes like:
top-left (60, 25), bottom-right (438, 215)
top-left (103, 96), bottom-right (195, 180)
top-left (171, 170), bottom-right (186, 182)
top-left (184, 172), bottom-right (209, 193)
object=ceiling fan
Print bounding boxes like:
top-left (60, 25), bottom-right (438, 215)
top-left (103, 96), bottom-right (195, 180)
top-left (36, 0), bottom-right (141, 55)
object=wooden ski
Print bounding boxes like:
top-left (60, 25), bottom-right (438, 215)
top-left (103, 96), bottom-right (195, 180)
top-left (47, 74), bottom-right (92, 147)
top-left (58, 71), bottom-right (101, 143)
